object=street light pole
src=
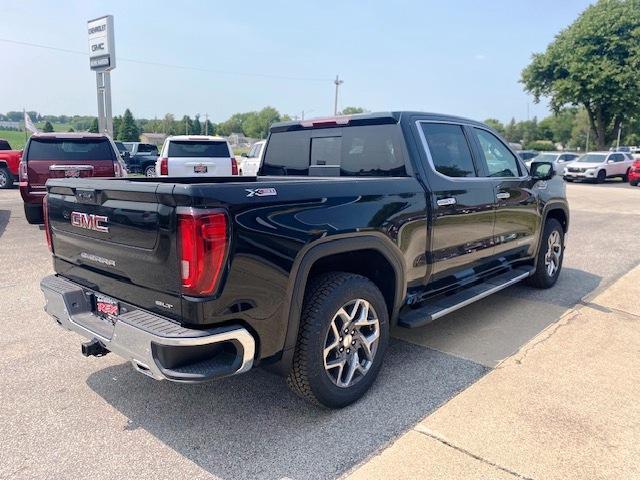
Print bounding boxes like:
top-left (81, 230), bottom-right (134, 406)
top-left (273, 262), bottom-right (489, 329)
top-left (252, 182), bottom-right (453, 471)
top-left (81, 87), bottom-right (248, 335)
top-left (333, 75), bottom-right (343, 116)
top-left (616, 122), bottom-right (622, 150)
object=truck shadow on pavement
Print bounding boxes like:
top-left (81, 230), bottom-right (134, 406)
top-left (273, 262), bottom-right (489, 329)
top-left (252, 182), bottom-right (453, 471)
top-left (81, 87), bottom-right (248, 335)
top-left (0, 209), bottom-right (10, 239)
top-left (87, 340), bottom-right (487, 480)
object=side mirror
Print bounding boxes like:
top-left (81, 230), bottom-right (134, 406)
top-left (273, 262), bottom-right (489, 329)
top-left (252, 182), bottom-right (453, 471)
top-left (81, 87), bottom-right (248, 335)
top-left (122, 152), bottom-right (130, 159)
top-left (530, 161), bottom-right (554, 181)
top-left (606, 159), bottom-right (615, 164)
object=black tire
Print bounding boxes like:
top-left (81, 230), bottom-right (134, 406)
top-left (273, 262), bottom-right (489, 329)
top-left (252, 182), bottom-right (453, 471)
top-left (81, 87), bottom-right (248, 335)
top-left (0, 167), bottom-right (13, 189)
top-left (526, 218), bottom-right (564, 289)
top-left (622, 169), bottom-right (630, 182)
top-left (596, 170), bottom-right (606, 183)
top-left (24, 203), bottom-right (44, 224)
top-left (563, 177), bottom-right (574, 182)
top-left (287, 272), bottom-right (389, 408)
top-left (144, 164), bottom-right (156, 177)
top-left (631, 180), bottom-right (639, 187)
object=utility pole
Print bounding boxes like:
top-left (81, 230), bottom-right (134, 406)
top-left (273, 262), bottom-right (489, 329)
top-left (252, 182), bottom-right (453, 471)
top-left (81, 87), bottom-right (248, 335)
top-left (333, 75), bottom-right (343, 116)
top-left (585, 128), bottom-right (590, 152)
top-left (616, 122), bottom-right (622, 150)
top-left (204, 113), bottom-right (209, 135)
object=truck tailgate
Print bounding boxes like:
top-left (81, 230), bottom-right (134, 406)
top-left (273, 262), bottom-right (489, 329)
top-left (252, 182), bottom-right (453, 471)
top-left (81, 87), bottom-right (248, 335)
top-left (46, 180), bottom-right (181, 305)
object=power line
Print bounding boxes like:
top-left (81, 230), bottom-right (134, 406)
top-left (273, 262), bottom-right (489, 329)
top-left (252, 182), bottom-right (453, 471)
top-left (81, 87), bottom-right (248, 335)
top-left (0, 38), bottom-right (332, 83)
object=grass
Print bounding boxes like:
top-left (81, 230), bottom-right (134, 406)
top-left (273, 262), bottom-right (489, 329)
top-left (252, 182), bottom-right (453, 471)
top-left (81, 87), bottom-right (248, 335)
top-left (0, 130), bottom-right (29, 150)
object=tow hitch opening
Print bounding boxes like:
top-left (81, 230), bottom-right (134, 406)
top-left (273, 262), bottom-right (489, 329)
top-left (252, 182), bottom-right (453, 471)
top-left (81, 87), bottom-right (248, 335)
top-left (81, 339), bottom-right (110, 357)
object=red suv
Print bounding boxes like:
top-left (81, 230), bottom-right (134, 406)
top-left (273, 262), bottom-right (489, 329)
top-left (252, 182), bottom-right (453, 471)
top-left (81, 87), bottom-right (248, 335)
top-left (20, 133), bottom-right (126, 224)
top-left (629, 157), bottom-right (640, 186)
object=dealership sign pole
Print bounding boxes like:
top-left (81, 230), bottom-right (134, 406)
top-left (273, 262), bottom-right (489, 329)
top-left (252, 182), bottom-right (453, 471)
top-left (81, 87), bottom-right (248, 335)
top-left (87, 15), bottom-right (116, 137)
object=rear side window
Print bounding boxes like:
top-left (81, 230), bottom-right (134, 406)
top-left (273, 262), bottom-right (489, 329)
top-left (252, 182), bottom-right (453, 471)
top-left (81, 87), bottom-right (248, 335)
top-left (138, 144), bottom-right (157, 154)
top-left (420, 123), bottom-right (476, 178)
top-left (26, 138), bottom-right (114, 161)
top-left (261, 124), bottom-right (407, 177)
top-left (168, 141), bottom-right (229, 158)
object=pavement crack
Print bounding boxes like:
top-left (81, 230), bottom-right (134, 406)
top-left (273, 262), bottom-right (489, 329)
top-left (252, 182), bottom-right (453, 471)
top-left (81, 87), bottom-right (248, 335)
top-left (413, 425), bottom-right (535, 480)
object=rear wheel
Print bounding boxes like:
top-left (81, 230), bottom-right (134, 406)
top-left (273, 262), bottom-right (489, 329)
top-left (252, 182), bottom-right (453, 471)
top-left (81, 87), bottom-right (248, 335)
top-left (526, 218), bottom-right (564, 289)
top-left (144, 165), bottom-right (156, 177)
top-left (287, 272), bottom-right (389, 408)
top-left (596, 170), bottom-right (606, 183)
top-left (631, 180), bottom-right (639, 187)
top-left (0, 167), bottom-right (13, 189)
top-left (24, 203), bottom-right (44, 224)
top-left (563, 177), bottom-right (574, 182)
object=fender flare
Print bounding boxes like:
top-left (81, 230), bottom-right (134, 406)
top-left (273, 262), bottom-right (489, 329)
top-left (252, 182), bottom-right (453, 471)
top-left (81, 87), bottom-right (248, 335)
top-left (273, 233), bottom-right (406, 374)
top-left (534, 201), bottom-right (570, 258)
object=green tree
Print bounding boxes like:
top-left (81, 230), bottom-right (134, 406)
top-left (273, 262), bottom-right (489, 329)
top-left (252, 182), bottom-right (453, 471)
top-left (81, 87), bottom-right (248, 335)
top-left (181, 115), bottom-right (193, 135)
top-left (191, 114), bottom-right (202, 135)
top-left (42, 121), bottom-right (54, 133)
top-left (243, 107), bottom-right (281, 138)
top-left (521, 0), bottom-right (640, 150)
top-left (118, 109), bottom-right (140, 142)
top-left (340, 106), bottom-right (366, 115)
top-left (484, 118), bottom-right (505, 135)
top-left (88, 118), bottom-right (99, 133)
top-left (204, 120), bottom-right (216, 135)
top-left (67, 127), bottom-right (75, 132)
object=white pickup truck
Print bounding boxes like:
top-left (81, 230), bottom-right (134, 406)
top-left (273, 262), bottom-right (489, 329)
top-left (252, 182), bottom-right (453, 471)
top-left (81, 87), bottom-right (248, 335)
top-left (155, 135), bottom-right (238, 177)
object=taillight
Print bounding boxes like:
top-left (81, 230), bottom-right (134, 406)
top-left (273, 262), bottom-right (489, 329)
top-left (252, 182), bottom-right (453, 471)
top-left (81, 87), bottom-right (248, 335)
top-left (19, 160), bottom-right (28, 185)
top-left (160, 157), bottom-right (168, 176)
top-left (178, 209), bottom-right (228, 296)
top-left (42, 194), bottom-right (53, 252)
top-left (231, 157), bottom-right (238, 175)
top-left (113, 160), bottom-right (125, 177)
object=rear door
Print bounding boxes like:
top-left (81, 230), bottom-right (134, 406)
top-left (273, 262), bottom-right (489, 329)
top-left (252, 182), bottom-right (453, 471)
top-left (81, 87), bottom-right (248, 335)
top-left (25, 137), bottom-right (116, 189)
top-left (167, 140), bottom-right (232, 177)
top-left (470, 127), bottom-right (540, 261)
top-left (416, 121), bottom-right (496, 281)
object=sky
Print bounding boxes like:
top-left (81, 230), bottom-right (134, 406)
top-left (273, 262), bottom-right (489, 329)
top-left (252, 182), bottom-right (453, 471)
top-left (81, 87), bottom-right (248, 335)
top-left (0, 0), bottom-right (594, 123)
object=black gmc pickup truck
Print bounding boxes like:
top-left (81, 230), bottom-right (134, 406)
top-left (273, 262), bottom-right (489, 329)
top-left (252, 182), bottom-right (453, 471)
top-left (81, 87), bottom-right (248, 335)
top-left (40, 112), bottom-right (568, 408)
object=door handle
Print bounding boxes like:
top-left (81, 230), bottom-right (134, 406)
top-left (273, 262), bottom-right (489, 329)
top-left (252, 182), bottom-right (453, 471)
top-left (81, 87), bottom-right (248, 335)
top-left (437, 197), bottom-right (457, 206)
top-left (496, 192), bottom-right (510, 200)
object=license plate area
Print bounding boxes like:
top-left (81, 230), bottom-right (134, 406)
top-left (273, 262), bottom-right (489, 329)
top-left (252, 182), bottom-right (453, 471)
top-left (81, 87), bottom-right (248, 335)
top-left (95, 294), bottom-right (119, 324)
top-left (194, 164), bottom-right (208, 174)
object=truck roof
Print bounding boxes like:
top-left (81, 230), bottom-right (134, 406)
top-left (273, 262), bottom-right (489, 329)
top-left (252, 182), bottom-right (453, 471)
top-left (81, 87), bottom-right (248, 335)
top-left (167, 135), bottom-right (228, 142)
top-left (270, 111), bottom-right (487, 133)
top-left (31, 132), bottom-right (110, 140)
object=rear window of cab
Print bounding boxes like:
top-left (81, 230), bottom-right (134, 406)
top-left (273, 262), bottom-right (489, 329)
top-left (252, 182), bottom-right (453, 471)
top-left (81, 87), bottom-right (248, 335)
top-left (168, 141), bottom-right (230, 158)
top-left (25, 138), bottom-right (115, 161)
top-left (261, 124), bottom-right (407, 177)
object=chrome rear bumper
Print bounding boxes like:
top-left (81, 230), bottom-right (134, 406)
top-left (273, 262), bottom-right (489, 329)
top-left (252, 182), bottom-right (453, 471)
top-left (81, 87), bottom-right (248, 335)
top-left (40, 275), bottom-right (255, 382)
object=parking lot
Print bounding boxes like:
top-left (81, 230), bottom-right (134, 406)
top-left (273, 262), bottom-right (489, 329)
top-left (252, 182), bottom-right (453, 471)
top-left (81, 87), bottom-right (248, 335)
top-left (1, 180), bottom-right (638, 480)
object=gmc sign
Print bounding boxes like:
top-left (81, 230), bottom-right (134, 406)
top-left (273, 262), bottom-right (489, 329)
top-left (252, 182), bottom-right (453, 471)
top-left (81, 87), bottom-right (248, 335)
top-left (70, 212), bottom-right (109, 233)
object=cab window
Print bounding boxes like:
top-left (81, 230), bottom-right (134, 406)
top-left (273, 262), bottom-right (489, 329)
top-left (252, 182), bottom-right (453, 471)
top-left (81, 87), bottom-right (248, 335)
top-left (474, 128), bottom-right (521, 177)
top-left (420, 123), bottom-right (476, 177)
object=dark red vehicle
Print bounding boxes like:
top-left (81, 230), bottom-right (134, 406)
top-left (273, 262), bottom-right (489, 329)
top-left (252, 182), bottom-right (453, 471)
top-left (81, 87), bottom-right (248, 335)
top-left (20, 133), bottom-right (127, 224)
top-left (0, 139), bottom-right (23, 189)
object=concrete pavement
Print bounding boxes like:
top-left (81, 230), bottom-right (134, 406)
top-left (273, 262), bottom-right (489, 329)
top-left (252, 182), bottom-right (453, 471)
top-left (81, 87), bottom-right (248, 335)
top-left (346, 265), bottom-right (640, 480)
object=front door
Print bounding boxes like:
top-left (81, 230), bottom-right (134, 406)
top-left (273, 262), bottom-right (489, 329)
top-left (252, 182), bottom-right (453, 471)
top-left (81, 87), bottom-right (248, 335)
top-left (469, 127), bottom-right (540, 261)
top-left (416, 121), bottom-right (496, 282)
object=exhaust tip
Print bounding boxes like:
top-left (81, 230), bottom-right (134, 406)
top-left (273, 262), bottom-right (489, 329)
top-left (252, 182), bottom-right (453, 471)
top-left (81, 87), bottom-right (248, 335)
top-left (81, 339), bottom-right (110, 357)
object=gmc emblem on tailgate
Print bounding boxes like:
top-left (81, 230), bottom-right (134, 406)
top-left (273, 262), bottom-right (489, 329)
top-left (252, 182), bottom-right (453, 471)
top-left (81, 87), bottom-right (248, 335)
top-left (70, 211), bottom-right (109, 233)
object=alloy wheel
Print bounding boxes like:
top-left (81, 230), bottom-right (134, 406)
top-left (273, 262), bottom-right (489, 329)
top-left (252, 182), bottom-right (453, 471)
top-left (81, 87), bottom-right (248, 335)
top-left (323, 299), bottom-right (380, 388)
top-left (545, 230), bottom-right (562, 277)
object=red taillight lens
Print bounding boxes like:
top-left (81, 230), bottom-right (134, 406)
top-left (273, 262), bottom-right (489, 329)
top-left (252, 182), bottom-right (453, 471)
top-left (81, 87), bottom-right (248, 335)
top-left (19, 160), bottom-right (28, 185)
top-left (113, 160), bottom-right (125, 177)
top-left (178, 209), bottom-right (228, 296)
top-left (42, 194), bottom-right (53, 252)
top-left (231, 157), bottom-right (238, 175)
top-left (160, 158), bottom-right (168, 176)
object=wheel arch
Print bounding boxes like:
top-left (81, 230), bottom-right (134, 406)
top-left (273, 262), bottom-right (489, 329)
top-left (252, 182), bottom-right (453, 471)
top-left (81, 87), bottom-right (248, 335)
top-left (272, 234), bottom-right (406, 375)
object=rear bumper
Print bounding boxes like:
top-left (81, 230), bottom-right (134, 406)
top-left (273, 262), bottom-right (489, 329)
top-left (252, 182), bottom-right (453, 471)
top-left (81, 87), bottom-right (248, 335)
top-left (40, 275), bottom-right (256, 383)
top-left (19, 186), bottom-right (46, 204)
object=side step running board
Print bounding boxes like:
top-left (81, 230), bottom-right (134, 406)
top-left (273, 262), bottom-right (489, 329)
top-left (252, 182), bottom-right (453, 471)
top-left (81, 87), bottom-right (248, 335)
top-left (398, 267), bottom-right (533, 329)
